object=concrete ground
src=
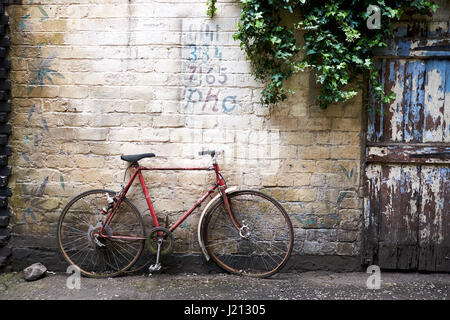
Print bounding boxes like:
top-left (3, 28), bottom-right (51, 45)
top-left (0, 270), bottom-right (448, 300)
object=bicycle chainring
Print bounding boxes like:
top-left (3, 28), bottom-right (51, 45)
top-left (146, 227), bottom-right (174, 255)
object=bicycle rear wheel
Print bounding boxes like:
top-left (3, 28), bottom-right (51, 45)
top-left (202, 190), bottom-right (294, 278)
top-left (57, 189), bottom-right (145, 277)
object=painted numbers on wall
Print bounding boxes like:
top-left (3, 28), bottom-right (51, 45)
top-left (182, 21), bottom-right (237, 114)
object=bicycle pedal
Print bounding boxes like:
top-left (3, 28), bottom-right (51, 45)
top-left (148, 263), bottom-right (162, 272)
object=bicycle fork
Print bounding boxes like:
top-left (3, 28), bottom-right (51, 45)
top-left (220, 190), bottom-right (249, 239)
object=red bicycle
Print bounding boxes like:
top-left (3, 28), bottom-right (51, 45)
top-left (57, 150), bottom-right (294, 278)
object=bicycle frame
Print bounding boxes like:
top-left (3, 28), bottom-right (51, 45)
top-left (99, 160), bottom-right (239, 240)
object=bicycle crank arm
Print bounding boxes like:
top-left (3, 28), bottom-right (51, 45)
top-left (149, 239), bottom-right (163, 272)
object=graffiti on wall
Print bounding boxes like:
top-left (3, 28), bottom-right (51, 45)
top-left (16, 4), bottom-right (64, 91)
top-left (17, 103), bottom-right (50, 227)
top-left (181, 21), bottom-right (238, 114)
top-left (336, 165), bottom-right (355, 205)
top-left (21, 104), bottom-right (50, 167)
top-left (20, 176), bottom-right (48, 225)
top-left (12, 3), bottom-right (68, 229)
top-left (291, 164), bottom-right (357, 228)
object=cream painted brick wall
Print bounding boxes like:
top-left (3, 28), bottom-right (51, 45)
top-left (6, 0), bottom-right (364, 256)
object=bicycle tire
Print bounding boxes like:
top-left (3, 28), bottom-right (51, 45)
top-left (57, 189), bottom-right (145, 278)
top-left (202, 190), bottom-right (294, 278)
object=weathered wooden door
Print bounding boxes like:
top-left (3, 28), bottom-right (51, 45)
top-left (363, 22), bottom-right (450, 271)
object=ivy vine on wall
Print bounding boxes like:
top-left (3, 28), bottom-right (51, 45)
top-left (207, 0), bottom-right (217, 17)
top-left (208, 0), bottom-right (438, 109)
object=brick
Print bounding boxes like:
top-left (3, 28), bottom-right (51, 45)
top-left (78, 128), bottom-right (109, 141)
top-left (291, 173), bottom-right (311, 186)
top-left (88, 86), bottom-right (122, 99)
top-left (280, 160), bottom-right (315, 173)
top-left (278, 146), bottom-right (297, 159)
top-left (59, 86), bottom-right (89, 99)
top-left (297, 117), bottom-right (331, 131)
top-left (120, 86), bottom-right (155, 101)
top-left (138, 128), bottom-right (170, 142)
top-left (339, 209), bottom-right (361, 231)
top-left (262, 187), bottom-right (284, 201)
top-left (284, 188), bottom-right (316, 202)
top-left (326, 174), bottom-right (350, 188)
top-left (202, 129), bottom-right (234, 144)
top-left (261, 174), bottom-right (293, 187)
top-left (330, 146), bottom-right (361, 160)
top-left (288, 101), bottom-right (308, 117)
top-left (309, 104), bottom-right (345, 118)
top-left (185, 115), bottom-right (218, 129)
top-left (87, 4), bottom-right (128, 18)
top-left (243, 173), bottom-right (260, 186)
top-left (330, 131), bottom-right (361, 145)
top-left (153, 115), bottom-right (185, 128)
top-left (336, 242), bottom-right (356, 255)
top-left (90, 142), bottom-right (123, 155)
top-left (282, 132), bottom-right (315, 145)
top-left (298, 146), bottom-right (329, 160)
top-left (107, 128), bottom-right (139, 142)
top-left (170, 128), bottom-right (202, 143)
top-left (74, 155), bottom-right (105, 168)
top-left (331, 118), bottom-right (361, 131)
top-left (283, 131), bottom-right (330, 146)
top-left (217, 116), bottom-right (250, 129)
top-left (306, 229), bottom-right (337, 242)
top-left (311, 173), bottom-right (326, 187)
top-left (337, 229), bottom-right (359, 242)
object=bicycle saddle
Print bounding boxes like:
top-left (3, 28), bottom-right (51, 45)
top-left (120, 153), bottom-right (156, 162)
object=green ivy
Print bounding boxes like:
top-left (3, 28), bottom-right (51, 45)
top-left (206, 0), bottom-right (217, 18)
top-left (209, 0), bottom-right (438, 108)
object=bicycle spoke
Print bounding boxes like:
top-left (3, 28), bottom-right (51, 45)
top-left (58, 190), bottom-right (145, 277)
top-left (205, 238), bottom-right (241, 248)
top-left (61, 235), bottom-right (88, 249)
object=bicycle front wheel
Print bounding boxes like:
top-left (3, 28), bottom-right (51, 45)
top-left (57, 189), bottom-right (145, 277)
top-left (202, 190), bottom-right (294, 278)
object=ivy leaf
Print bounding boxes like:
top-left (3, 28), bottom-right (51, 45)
top-left (270, 35), bottom-right (282, 45)
top-left (351, 56), bottom-right (363, 65)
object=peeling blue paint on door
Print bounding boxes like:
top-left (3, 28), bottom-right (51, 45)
top-left (365, 21), bottom-right (450, 272)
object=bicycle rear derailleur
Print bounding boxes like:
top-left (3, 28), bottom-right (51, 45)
top-left (147, 227), bottom-right (174, 272)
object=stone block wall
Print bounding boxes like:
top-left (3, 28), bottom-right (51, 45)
top-left (4, 0), bottom-right (364, 271)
